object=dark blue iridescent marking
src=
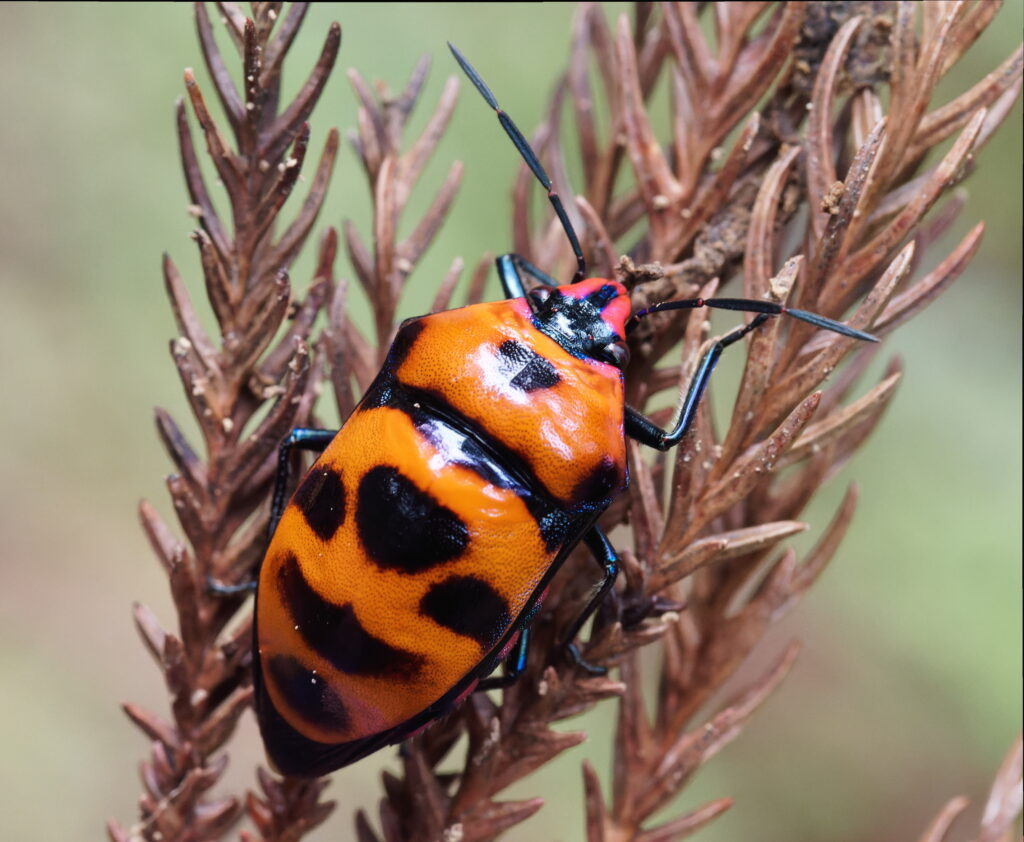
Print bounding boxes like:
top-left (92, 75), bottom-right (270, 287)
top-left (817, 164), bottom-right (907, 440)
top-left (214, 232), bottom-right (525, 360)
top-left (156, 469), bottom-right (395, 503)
top-left (531, 288), bottom-right (621, 361)
top-left (403, 390), bottom-right (579, 551)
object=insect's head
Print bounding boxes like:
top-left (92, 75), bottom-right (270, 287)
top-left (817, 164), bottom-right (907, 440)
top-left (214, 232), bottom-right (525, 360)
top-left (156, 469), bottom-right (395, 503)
top-left (528, 278), bottom-right (631, 368)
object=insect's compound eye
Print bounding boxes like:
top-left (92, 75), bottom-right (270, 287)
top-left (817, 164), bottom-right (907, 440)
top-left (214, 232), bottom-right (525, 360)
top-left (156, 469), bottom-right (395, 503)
top-left (600, 341), bottom-right (630, 368)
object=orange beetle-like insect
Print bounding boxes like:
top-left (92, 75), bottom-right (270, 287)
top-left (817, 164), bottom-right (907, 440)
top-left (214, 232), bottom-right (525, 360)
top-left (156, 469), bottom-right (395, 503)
top-left (251, 44), bottom-right (878, 776)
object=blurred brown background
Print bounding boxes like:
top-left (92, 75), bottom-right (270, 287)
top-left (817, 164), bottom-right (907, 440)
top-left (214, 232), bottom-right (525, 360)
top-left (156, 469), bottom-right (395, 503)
top-left (0, 4), bottom-right (1019, 840)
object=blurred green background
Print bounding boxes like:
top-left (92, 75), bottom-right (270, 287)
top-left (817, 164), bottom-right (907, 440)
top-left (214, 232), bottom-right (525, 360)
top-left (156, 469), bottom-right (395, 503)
top-left (0, 4), bottom-right (1019, 840)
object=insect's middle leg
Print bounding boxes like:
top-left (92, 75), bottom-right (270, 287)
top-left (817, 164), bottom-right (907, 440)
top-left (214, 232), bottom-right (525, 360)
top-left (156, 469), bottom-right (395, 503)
top-left (476, 524), bottom-right (621, 687)
top-left (625, 314), bottom-right (770, 451)
top-left (477, 627), bottom-right (530, 691)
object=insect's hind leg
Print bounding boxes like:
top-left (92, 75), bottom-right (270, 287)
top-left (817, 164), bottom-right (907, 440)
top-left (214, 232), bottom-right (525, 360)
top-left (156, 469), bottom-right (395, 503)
top-left (625, 314), bottom-right (771, 452)
top-left (561, 525), bottom-right (620, 676)
top-left (207, 427), bottom-right (337, 597)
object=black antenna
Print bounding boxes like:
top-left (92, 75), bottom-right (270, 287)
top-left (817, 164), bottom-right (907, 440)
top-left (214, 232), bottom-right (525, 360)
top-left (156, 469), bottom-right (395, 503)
top-left (449, 42), bottom-right (586, 284)
top-left (626, 297), bottom-right (879, 342)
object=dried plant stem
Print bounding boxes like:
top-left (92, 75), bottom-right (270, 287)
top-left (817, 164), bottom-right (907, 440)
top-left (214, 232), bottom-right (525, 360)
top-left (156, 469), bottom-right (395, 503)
top-left (918, 735), bottom-right (1023, 842)
top-left (112, 5), bottom-right (340, 840)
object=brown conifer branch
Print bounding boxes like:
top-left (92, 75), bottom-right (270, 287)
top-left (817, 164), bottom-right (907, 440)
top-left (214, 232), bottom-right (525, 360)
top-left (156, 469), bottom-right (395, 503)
top-left (113, 4), bottom-right (340, 840)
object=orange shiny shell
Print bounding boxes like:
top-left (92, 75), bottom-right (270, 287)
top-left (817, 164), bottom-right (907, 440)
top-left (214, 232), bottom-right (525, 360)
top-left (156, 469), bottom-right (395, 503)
top-left (255, 294), bottom-right (627, 764)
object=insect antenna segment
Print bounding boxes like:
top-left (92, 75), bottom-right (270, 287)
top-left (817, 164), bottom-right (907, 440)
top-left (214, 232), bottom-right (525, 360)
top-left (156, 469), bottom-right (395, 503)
top-left (449, 42), bottom-right (586, 284)
top-left (626, 297), bottom-right (879, 343)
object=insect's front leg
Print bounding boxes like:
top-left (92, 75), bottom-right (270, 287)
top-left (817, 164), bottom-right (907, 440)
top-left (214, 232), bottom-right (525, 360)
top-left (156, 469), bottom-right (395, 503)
top-left (269, 427), bottom-right (337, 536)
top-left (208, 427), bottom-right (337, 597)
top-left (625, 314), bottom-right (770, 451)
top-left (496, 253), bottom-right (562, 299)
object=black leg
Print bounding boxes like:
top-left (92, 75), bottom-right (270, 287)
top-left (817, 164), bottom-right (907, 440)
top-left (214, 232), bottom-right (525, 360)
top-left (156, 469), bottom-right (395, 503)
top-left (625, 314), bottom-right (770, 452)
top-left (496, 253), bottom-right (562, 300)
top-left (477, 521), bottom-right (621, 687)
top-left (270, 427), bottom-right (337, 538)
top-left (207, 578), bottom-right (260, 596)
top-left (209, 427), bottom-right (336, 596)
top-left (562, 526), bottom-right (619, 676)
top-left (496, 253), bottom-right (527, 299)
top-left (477, 627), bottom-right (531, 691)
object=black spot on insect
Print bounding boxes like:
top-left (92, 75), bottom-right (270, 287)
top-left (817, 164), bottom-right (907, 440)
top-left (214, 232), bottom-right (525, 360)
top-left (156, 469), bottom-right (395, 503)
top-left (293, 466), bottom-right (346, 541)
top-left (497, 339), bottom-right (561, 391)
top-left (420, 575), bottom-right (511, 648)
top-left (536, 508), bottom-right (572, 550)
top-left (356, 466), bottom-right (469, 572)
top-left (401, 384), bottom-right (550, 495)
top-left (358, 320), bottom-right (425, 411)
top-left (266, 654), bottom-right (350, 731)
top-left (389, 318), bottom-right (425, 369)
top-left (358, 370), bottom-right (397, 410)
top-left (278, 554), bottom-right (422, 678)
top-left (398, 386), bottom-right (574, 552)
top-left (573, 456), bottom-right (623, 505)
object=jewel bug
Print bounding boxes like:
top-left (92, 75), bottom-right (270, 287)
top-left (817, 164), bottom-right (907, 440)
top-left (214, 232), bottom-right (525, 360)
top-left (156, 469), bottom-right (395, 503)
top-left (251, 44), bottom-right (878, 777)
